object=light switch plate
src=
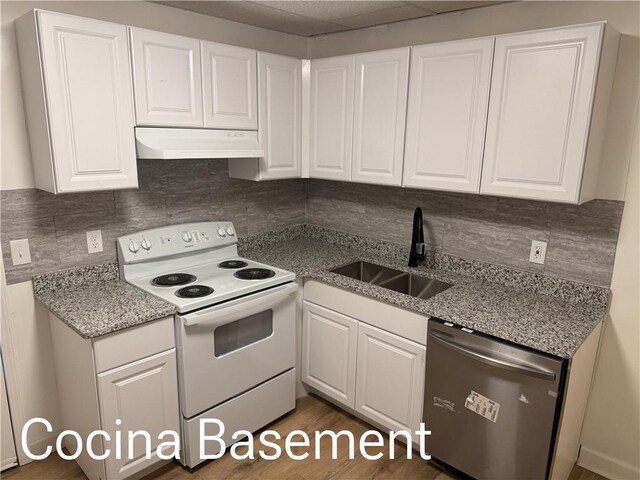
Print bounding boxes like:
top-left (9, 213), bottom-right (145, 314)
top-left (529, 240), bottom-right (547, 265)
top-left (86, 230), bottom-right (104, 254)
top-left (10, 239), bottom-right (31, 265)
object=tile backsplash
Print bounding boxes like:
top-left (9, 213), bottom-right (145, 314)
top-left (1, 160), bottom-right (305, 284)
top-left (1, 168), bottom-right (624, 287)
top-left (306, 179), bottom-right (624, 287)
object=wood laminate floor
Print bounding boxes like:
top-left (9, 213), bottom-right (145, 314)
top-left (3, 395), bottom-right (607, 480)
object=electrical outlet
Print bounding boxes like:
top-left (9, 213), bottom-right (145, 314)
top-left (86, 230), bottom-right (103, 254)
top-left (529, 240), bottom-right (547, 265)
top-left (9, 239), bottom-right (31, 265)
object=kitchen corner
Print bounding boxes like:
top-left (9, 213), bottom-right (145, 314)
top-left (1, 1), bottom-right (638, 480)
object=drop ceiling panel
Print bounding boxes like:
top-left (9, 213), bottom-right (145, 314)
top-left (336, 4), bottom-right (434, 29)
top-left (157, 1), bottom-right (347, 36)
top-left (408, 1), bottom-right (506, 13)
top-left (255, 1), bottom-right (402, 21)
top-left (154, 1), bottom-right (510, 37)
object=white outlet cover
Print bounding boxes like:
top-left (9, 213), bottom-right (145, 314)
top-left (86, 230), bottom-right (104, 254)
top-left (10, 239), bottom-right (31, 265)
top-left (529, 240), bottom-right (547, 265)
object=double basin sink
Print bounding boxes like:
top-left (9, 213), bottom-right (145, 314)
top-left (331, 261), bottom-right (453, 300)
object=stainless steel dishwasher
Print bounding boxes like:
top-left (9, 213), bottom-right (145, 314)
top-left (424, 318), bottom-right (566, 480)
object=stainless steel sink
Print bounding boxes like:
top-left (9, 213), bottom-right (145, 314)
top-left (331, 261), bottom-right (453, 300)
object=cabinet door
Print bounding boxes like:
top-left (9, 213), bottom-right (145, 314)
top-left (130, 28), bottom-right (203, 126)
top-left (302, 302), bottom-right (358, 408)
top-left (481, 24), bottom-right (603, 202)
top-left (355, 323), bottom-right (425, 438)
top-left (37, 11), bottom-right (137, 193)
top-left (309, 56), bottom-right (355, 181)
top-left (403, 38), bottom-right (494, 193)
top-left (98, 350), bottom-right (179, 480)
top-left (202, 41), bottom-right (257, 129)
top-left (257, 52), bottom-right (301, 179)
top-left (352, 48), bottom-right (409, 186)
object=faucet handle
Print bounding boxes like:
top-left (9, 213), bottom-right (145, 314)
top-left (415, 242), bottom-right (425, 258)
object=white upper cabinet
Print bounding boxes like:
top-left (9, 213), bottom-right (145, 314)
top-left (228, 53), bottom-right (301, 180)
top-left (309, 55), bottom-right (355, 181)
top-left (15, 10), bottom-right (138, 193)
top-left (201, 41), bottom-right (257, 129)
top-left (352, 48), bottom-right (410, 186)
top-left (481, 24), bottom-right (616, 203)
top-left (130, 28), bottom-right (203, 126)
top-left (403, 38), bottom-right (494, 193)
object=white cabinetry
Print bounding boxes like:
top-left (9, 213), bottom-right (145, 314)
top-left (15, 10), bottom-right (138, 193)
top-left (130, 30), bottom-right (260, 131)
top-left (48, 316), bottom-right (179, 480)
top-left (309, 55), bottom-right (355, 181)
top-left (98, 350), bottom-right (178, 479)
top-left (481, 23), bottom-right (618, 203)
top-left (355, 323), bottom-right (425, 437)
top-left (403, 38), bottom-right (494, 193)
top-left (130, 28), bottom-right (203, 126)
top-left (302, 302), bottom-right (357, 407)
top-left (228, 53), bottom-right (302, 180)
top-left (201, 42), bottom-right (257, 129)
top-left (302, 282), bottom-right (428, 439)
top-left (352, 48), bottom-right (410, 186)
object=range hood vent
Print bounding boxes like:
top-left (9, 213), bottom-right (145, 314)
top-left (135, 127), bottom-right (264, 159)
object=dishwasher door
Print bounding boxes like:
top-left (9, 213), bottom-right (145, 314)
top-left (424, 319), bottom-right (566, 480)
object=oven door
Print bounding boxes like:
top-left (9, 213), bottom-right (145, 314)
top-left (176, 282), bottom-right (297, 419)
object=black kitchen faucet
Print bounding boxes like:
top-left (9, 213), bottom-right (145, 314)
top-left (408, 207), bottom-right (425, 267)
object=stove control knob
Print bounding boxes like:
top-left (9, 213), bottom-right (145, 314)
top-left (141, 238), bottom-right (152, 251)
top-left (217, 227), bottom-right (227, 237)
top-left (128, 240), bottom-right (140, 253)
top-left (226, 226), bottom-right (235, 236)
top-left (181, 231), bottom-right (192, 242)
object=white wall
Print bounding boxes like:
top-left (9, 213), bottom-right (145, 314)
top-left (309, 2), bottom-right (640, 477)
top-left (579, 103), bottom-right (640, 480)
top-left (0, 0), bottom-right (307, 460)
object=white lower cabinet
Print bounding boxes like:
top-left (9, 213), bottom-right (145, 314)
top-left (302, 302), bottom-right (358, 407)
top-left (355, 323), bottom-right (425, 437)
top-left (302, 299), bottom-right (426, 438)
top-left (48, 316), bottom-right (179, 480)
top-left (98, 350), bottom-right (179, 480)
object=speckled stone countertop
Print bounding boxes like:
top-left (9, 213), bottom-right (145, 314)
top-left (240, 225), bottom-right (609, 359)
top-left (33, 263), bottom-right (176, 339)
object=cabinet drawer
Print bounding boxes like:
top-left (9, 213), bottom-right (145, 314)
top-left (93, 316), bottom-right (175, 373)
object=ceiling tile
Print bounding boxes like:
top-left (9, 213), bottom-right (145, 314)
top-left (155, 0), bottom-right (513, 37)
top-left (335, 4), bottom-right (433, 29)
top-left (408, 1), bottom-right (506, 14)
top-left (254, 1), bottom-right (403, 22)
top-left (156, 1), bottom-right (347, 36)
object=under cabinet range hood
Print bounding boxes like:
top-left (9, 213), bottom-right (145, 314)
top-left (135, 127), bottom-right (264, 159)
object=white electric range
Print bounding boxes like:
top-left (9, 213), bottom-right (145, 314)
top-left (117, 222), bottom-right (297, 468)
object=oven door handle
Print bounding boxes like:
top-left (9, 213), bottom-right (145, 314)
top-left (182, 282), bottom-right (298, 328)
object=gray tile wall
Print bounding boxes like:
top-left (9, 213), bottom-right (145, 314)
top-left (1, 160), bottom-right (305, 284)
top-left (306, 179), bottom-right (624, 287)
top-left (1, 171), bottom-right (624, 287)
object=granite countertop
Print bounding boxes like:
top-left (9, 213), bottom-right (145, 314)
top-left (240, 232), bottom-right (608, 359)
top-left (33, 264), bottom-right (176, 339)
top-left (32, 226), bottom-right (608, 355)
